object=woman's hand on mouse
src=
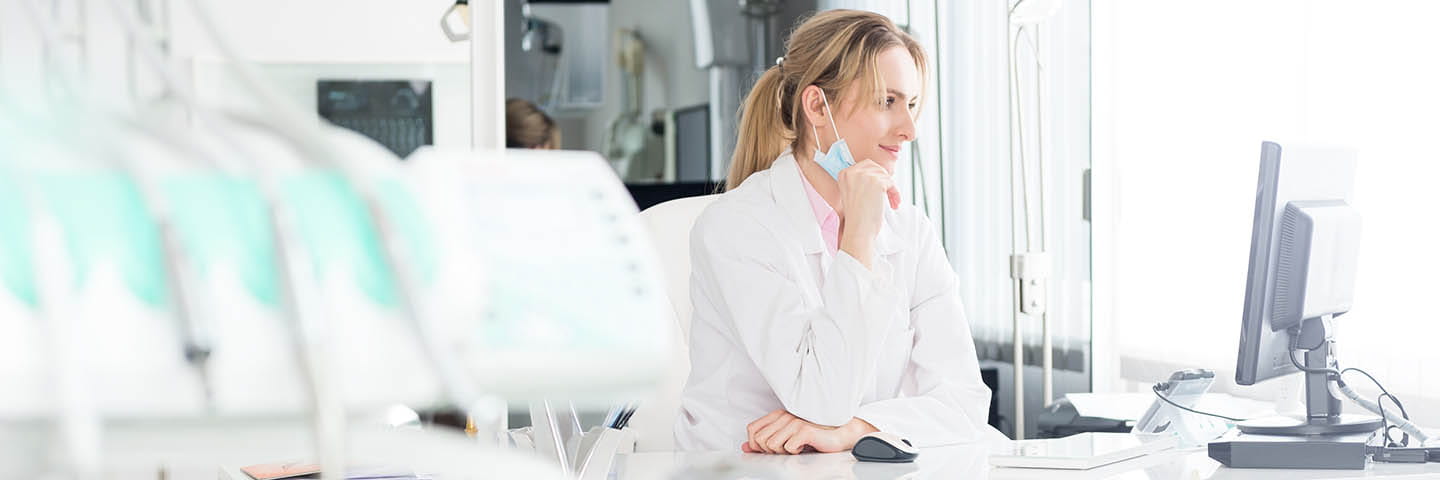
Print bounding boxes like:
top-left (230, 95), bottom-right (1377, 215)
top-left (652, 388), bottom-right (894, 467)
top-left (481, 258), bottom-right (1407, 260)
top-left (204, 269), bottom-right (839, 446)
top-left (837, 159), bottom-right (899, 270)
top-left (741, 409), bottom-right (879, 455)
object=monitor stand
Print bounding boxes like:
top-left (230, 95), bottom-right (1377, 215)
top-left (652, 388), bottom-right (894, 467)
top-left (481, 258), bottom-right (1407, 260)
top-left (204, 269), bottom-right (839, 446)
top-left (1238, 318), bottom-right (1381, 436)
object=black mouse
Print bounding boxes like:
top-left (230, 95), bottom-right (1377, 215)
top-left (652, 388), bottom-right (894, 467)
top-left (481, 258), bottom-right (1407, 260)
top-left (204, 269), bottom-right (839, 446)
top-left (852, 432), bottom-right (920, 463)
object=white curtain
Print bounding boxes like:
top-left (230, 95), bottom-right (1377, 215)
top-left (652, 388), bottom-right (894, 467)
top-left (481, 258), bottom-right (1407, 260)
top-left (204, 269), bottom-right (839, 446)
top-left (1093, 0), bottom-right (1440, 423)
top-left (928, 0), bottom-right (1092, 372)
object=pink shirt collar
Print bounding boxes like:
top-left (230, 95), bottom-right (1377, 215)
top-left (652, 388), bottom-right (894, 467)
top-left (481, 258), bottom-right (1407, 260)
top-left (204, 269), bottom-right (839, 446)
top-left (798, 169), bottom-right (841, 255)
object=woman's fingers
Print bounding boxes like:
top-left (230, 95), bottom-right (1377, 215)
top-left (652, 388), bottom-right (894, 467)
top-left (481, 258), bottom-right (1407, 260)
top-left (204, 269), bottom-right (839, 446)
top-left (746, 409), bottom-right (786, 435)
top-left (783, 428), bottom-right (812, 454)
top-left (754, 416), bottom-right (794, 454)
top-left (745, 409), bottom-right (787, 451)
top-left (843, 160), bottom-right (900, 209)
top-left (745, 410), bottom-right (838, 455)
top-left (767, 421), bottom-right (803, 454)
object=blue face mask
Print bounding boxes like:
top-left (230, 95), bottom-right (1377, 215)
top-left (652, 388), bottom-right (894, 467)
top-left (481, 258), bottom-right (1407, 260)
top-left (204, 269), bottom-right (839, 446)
top-left (811, 89), bottom-right (854, 180)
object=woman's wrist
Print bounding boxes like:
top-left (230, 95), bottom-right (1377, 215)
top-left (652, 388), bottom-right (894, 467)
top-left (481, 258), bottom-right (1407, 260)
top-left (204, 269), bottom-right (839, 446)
top-left (839, 236), bottom-right (875, 269)
top-left (842, 417), bottom-right (879, 447)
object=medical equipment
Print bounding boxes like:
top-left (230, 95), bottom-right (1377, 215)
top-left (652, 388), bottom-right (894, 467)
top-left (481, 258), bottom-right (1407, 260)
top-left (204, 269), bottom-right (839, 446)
top-left (2, 2), bottom-right (672, 478)
top-left (1006, 0), bottom-right (1063, 440)
top-left (606, 29), bottom-right (648, 178)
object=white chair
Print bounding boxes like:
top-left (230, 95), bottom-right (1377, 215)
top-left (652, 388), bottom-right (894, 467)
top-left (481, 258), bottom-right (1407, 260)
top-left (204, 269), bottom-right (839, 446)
top-left (624, 194), bottom-right (719, 452)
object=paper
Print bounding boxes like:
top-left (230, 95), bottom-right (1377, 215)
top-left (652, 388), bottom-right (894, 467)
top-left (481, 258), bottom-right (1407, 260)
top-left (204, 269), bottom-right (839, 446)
top-left (1192, 393), bottom-right (1276, 420)
top-left (1065, 393), bottom-right (1155, 421)
top-left (1065, 392), bottom-right (1279, 422)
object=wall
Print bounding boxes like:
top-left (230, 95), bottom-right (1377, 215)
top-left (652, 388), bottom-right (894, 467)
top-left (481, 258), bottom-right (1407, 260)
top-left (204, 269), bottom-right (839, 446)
top-left (168, 0), bottom-right (469, 63)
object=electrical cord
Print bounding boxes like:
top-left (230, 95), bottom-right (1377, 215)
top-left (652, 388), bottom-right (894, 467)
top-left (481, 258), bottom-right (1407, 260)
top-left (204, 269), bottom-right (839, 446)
top-left (1151, 383), bottom-right (1250, 423)
top-left (1331, 378), bottom-right (1432, 446)
top-left (1342, 367), bottom-right (1412, 447)
top-left (1286, 322), bottom-right (1424, 446)
top-left (1286, 323), bottom-right (1341, 376)
top-left (1380, 392), bottom-right (1409, 447)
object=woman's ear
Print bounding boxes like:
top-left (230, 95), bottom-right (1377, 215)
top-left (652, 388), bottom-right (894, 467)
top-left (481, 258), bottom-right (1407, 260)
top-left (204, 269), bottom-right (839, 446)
top-left (799, 85), bottom-right (827, 130)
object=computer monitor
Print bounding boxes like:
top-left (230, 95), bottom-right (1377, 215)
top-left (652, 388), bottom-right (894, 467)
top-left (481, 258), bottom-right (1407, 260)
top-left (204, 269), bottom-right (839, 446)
top-left (1233, 141), bottom-right (1381, 435)
top-left (672, 104), bottom-right (710, 183)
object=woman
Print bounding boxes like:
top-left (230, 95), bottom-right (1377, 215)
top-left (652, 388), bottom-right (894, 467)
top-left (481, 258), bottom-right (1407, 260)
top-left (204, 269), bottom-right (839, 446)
top-left (675, 10), bottom-right (991, 454)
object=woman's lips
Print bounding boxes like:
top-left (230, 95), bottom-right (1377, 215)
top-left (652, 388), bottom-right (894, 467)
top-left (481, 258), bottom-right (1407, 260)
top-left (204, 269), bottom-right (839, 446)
top-left (879, 145), bottom-right (900, 159)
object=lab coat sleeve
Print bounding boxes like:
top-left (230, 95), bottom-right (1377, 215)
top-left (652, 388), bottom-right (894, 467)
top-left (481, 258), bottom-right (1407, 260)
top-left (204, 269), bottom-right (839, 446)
top-left (854, 215), bottom-right (991, 447)
top-left (692, 205), bottom-right (903, 427)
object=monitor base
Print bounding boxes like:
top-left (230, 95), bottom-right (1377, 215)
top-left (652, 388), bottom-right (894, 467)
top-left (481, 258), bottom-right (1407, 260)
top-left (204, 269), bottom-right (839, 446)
top-left (1238, 414), bottom-right (1382, 436)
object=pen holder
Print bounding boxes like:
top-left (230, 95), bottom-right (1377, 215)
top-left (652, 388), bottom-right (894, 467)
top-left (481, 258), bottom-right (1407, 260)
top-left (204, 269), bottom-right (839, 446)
top-left (571, 427), bottom-right (636, 480)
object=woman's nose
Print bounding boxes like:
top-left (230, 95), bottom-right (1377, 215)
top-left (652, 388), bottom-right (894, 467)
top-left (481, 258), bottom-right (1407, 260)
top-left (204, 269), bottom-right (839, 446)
top-left (896, 112), bottom-right (917, 142)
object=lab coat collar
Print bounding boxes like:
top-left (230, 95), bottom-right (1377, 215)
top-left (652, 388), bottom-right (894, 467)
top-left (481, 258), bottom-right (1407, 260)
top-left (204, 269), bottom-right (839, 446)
top-left (770, 150), bottom-right (902, 256)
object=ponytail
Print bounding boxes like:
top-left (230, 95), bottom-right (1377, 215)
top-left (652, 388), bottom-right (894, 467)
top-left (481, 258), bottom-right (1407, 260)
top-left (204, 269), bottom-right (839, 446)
top-left (727, 67), bottom-right (793, 191)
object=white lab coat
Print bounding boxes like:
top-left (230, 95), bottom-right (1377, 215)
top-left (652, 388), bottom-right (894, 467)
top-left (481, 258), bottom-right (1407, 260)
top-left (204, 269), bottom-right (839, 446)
top-left (673, 151), bottom-right (992, 451)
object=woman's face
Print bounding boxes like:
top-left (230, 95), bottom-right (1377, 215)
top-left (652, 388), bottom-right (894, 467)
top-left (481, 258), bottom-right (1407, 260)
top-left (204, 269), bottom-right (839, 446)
top-left (804, 46), bottom-right (921, 175)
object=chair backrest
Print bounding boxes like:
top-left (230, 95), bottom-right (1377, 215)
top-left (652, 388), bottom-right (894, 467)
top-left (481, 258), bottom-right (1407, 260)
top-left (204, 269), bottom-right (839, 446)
top-left (624, 194), bottom-right (718, 452)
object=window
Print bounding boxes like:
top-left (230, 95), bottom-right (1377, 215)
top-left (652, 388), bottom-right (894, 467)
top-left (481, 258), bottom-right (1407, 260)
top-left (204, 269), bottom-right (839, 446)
top-left (1093, 1), bottom-right (1440, 424)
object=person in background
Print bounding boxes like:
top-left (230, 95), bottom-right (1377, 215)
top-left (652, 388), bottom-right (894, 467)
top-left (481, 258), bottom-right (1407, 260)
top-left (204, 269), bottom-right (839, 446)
top-left (506, 98), bottom-right (561, 149)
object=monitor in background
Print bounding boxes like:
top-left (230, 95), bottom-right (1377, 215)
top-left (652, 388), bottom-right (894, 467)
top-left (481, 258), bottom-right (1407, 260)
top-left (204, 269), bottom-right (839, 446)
top-left (672, 104), bottom-right (710, 183)
top-left (318, 80), bottom-right (435, 159)
top-left (1232, 141), bottom-right (1381, 436)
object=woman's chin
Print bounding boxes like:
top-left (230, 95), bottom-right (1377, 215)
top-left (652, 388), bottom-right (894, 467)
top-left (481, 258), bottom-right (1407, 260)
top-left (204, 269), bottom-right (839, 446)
top-left (876, 157), bottom-right (898, 175)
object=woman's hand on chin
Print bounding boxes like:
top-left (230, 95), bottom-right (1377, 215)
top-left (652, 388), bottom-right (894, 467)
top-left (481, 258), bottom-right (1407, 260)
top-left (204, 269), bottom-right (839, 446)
top-left (741, 409), bottom-right (879, 455)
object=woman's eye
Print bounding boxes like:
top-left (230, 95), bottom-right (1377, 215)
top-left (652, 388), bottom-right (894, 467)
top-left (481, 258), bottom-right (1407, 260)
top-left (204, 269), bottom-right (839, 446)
top-left (884, 96), bottom-right (896, 108)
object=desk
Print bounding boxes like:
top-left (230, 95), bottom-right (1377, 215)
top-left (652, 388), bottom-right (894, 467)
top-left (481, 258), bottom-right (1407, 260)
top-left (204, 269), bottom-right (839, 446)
top-left (613, 441), bottom-right (1440, 480)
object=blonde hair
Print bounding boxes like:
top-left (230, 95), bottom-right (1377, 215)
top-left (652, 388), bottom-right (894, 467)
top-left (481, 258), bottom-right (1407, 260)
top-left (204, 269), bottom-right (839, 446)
top-left (726, 9), bottom-right (927, 190)
top-left (506, 98), bottom-right (561, 149)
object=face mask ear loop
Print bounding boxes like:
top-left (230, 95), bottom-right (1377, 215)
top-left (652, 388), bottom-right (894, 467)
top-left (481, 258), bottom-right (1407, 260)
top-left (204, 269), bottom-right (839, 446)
top-left (811, 122), bottom-right (822, 152)
top-left (819, 89), bottom-right (842, 141)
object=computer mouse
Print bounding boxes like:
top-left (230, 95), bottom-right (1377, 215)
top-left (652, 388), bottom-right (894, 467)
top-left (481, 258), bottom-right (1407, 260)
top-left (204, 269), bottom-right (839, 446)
top-left (851, 432), bottom-right (920, 463)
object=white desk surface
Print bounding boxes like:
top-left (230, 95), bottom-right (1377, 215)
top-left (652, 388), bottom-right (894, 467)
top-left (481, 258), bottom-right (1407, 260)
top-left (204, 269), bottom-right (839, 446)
top-left (614, 441), bottom-right (1440, 480)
